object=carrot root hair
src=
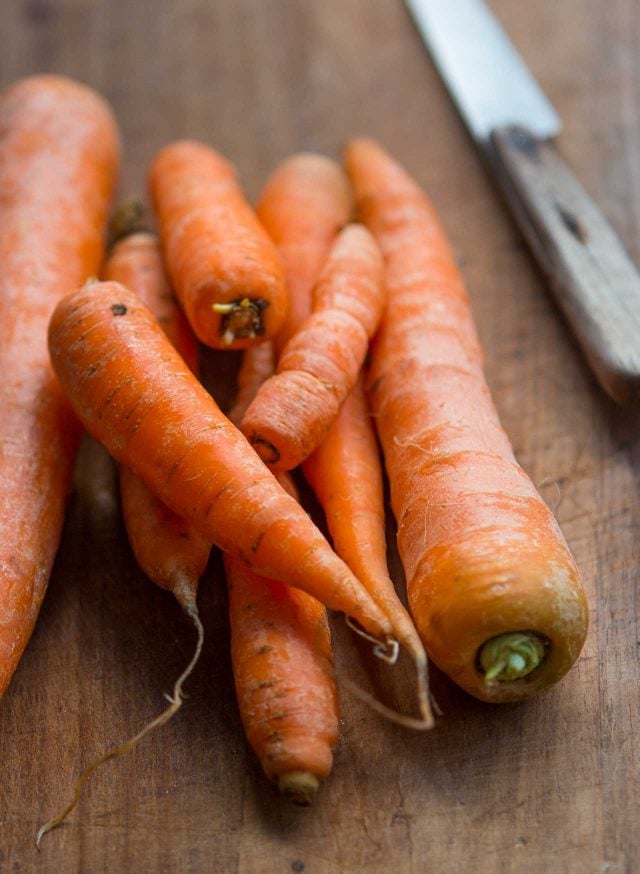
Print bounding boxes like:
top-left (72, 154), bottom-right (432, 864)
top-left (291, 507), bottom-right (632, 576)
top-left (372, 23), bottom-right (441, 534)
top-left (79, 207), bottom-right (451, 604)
top-left (344, 617), bottom-right (434, 728)
top-left (345, 616), bottom-right (399, 664)
top-left (35, 606), bottom-right (205, 849)
top-left (341, 679), bottom-right (432, 731)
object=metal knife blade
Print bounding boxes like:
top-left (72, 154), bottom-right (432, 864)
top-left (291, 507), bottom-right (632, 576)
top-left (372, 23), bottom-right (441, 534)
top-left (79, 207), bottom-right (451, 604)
top-left (404, 0), bottom-right (640, 407)
top-left (404, 0), bottom-right (561, 143)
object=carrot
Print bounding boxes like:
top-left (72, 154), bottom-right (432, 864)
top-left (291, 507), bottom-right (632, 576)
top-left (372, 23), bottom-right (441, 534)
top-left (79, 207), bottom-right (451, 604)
top-left (149, 141), bottom-right (287, 349)
top-left (47, 280), bottom-right (395, 646)
top-left (37, 222), bottom-right (212, 848)
top-left (256, 153), bottom-right (353, 356)
top-left (0, 75), bottom-right (119, 697)
top-left (225, 349), bottom-right (339, 801)
top-left (345, 138), bottom-right (589, 702)
top-left (241, 224), bottom-right (385, 471)
top-left (226, 552), bottom-right (338, 803)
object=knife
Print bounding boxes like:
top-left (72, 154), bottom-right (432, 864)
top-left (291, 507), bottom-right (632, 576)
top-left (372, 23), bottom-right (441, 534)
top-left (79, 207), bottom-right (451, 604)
top-left (405, 0), bottom-right (640, 406)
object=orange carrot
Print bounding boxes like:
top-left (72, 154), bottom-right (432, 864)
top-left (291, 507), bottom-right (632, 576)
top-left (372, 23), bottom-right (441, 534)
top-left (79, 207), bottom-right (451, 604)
top-left (241, 224), bottom-right (385, 471)
top-left (226, 552), bottom-right (338, 803)
top-left (149, 141), bottom-right (287, 349)
top-left (256, 153), bottom-right (353, 356)
top-left (302, 376), bottom-right (431, 725)
top-left (36, 228), bottom-right (210, 848)
top-left (47, 281), bottom-right (394, 645)
top-left (226, 350), bottom-right (339, 801)
top-left (345, 138), bottom-right (588, 702)
top-left (0, 75), bottom-right (119, 697)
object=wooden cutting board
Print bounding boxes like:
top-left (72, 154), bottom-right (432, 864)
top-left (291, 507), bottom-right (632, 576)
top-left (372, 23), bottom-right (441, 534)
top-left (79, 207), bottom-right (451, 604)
top-left (1, 1), bottom-right (638, 871)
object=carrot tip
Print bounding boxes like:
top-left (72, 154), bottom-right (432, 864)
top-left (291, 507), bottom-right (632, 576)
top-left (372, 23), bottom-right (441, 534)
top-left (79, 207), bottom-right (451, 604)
top-left (478, 632), bottom-right (547, 683)
top-left (278, 770), bottom-right (320, 805)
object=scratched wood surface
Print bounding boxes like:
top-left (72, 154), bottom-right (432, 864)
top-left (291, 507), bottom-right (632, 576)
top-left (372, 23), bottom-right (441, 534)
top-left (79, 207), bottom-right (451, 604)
top-left (1, 1), bottom-right (639, 871)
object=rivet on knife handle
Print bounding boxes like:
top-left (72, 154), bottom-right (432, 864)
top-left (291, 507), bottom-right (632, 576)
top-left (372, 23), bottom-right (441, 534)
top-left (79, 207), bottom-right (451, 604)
top-left (489, 125), bottom-right (640, 406)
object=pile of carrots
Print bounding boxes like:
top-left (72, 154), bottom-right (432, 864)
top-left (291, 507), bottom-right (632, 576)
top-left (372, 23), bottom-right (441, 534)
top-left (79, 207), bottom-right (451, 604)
top-left (0, 75), bottom-right (589, 839)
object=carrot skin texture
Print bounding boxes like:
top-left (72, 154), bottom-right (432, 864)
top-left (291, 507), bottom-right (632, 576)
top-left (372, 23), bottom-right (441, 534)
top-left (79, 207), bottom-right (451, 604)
top-left (149, 141), bottom-right (287, 350)
top-left (118, 466), bottom-right (210, 602)
top-left (48, 282), bottom-right (393, 640)
top-left (103, 232), bottom-right (210, 603)
top-left (346, 138), bottom-right (588, 702)
top-left (226, 554), bottom-right (338, 790)
top-left (256, 153), bottom-right (353, 357)
top-left (104, 231), bottom-right (199, 374)
top-left (301, 377), bottom-right (418, 641)
top-left (241, 224), bottom-right (385, 471)
top-left (230, 342), bottom-right (276, 426)
top-left (0, 75), bottom-right (120, 696)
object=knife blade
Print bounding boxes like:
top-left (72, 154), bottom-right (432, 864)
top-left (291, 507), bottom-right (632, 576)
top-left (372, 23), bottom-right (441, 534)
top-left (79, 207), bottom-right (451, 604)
top-left (405, 0), bottom-right (640, 406)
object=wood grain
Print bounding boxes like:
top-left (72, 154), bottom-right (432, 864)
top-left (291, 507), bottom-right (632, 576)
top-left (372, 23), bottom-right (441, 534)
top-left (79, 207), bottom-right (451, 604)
top-left (490, 124), bottom-right (640, 406)
top-left (1, 0), bottom-right (639, 872)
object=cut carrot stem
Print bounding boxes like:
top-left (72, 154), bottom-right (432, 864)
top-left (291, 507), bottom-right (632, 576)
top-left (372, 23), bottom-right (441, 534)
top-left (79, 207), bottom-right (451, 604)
top-left (345, 137), bottom-right (588, 703)
top-left (479, 632), bottom-right (547, 683)
top-left (0, 74), bottom-right (120, 697)
top-left (241, 224), bottom-right (385, 471)
top-left (149, 140), bottom-right (287, 349)
top-left (47, 280), bottom-right (394, 645)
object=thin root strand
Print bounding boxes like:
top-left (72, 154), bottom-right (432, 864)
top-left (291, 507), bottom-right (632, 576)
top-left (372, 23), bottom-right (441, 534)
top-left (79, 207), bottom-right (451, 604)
top-left (35, 608), bottom-right (205, 849)
top-left (345, 616), bottom-right (398, 664)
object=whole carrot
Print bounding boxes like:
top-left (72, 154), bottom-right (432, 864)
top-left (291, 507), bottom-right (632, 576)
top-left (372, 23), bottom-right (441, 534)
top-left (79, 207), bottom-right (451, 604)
top-left (0, 75), bottom-right (119, 697)
top-left (37, 226), bottom-right (210, 847)
top-left (47, 281), bottom-right (394, 646)
top-left (241, 224), bottom-right (385, 471)
top-left (149, 141), bottom-right (287, 349)
top-left (226, 554), bottom-right (338, 803)
top-left (225, 349), bottom-right (339, 802)
top-left (346, 138), bottom-right (588, 702)
top-left (256, 153), bottom-right (353, 357)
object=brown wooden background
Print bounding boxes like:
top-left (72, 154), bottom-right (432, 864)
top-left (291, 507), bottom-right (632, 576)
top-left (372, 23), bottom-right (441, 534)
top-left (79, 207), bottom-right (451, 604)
top-left (1, 1), bottom-right (639, 871)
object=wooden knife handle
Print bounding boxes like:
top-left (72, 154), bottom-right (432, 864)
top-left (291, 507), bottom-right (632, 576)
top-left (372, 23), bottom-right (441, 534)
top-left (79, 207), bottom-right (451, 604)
top-left (490, 125), bottom-right (640, 406)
